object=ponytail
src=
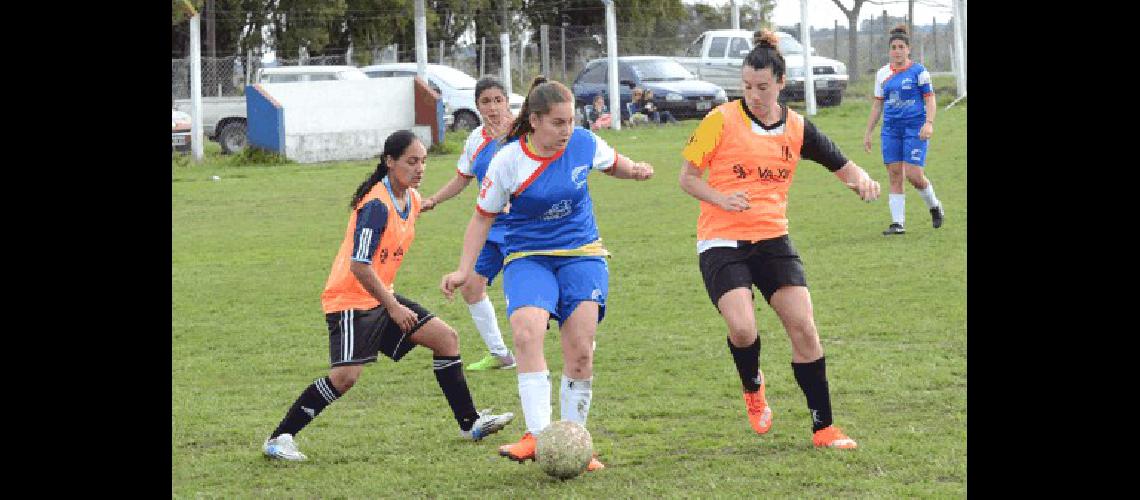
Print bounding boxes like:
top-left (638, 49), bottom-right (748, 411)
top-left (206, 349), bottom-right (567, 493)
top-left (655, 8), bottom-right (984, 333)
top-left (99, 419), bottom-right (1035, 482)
top-left (505, 76), bottom-right (574, 141)
top-left (349, 129), bottom-right (418, 209)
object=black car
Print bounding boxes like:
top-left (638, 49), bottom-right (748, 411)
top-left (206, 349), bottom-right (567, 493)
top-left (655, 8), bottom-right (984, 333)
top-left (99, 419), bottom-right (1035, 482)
top-left (572, 56), bottom-right (727, 120)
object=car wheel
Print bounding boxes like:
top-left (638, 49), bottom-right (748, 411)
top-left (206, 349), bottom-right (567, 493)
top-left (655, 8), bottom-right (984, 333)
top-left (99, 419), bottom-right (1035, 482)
top-left (819, 92), bottom-right (843, 107)
top-left (453, 110), bottom-right (480, 131)
top-left (218, 121), bottom-right (247, 155)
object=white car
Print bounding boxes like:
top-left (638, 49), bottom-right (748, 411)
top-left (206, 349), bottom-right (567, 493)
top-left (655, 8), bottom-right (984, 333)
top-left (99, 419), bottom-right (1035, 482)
top-left (362, 63), bottom-right (524, 130)
top-left (255, 65), bottom-right (371, 84)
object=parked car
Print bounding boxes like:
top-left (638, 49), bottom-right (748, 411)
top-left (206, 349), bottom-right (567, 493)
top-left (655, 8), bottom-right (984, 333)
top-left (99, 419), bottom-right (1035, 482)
top-left (571, 56), bottom-right (727, 121)
top-left (361, 63), bottom-right (524, 131)
top-left (172, 109), bottom-right (191, 153)
top-left (674, 29), bottom-right (849, 106)
top-left (173, 65), bottom-right (373, 155)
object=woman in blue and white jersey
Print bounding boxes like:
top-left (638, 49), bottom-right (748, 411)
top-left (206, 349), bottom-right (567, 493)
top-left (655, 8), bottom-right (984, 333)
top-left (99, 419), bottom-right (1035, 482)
top-left (422, 77), bottom-right (518, 372)
top-left (441, 76), bottom-right (654, 472)
top-left (863, 24), bottom-right (945, 235)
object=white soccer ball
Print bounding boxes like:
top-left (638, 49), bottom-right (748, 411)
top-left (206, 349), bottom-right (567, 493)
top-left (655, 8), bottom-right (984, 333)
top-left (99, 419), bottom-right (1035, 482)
top-left (536, 420), bottom-right (593, 480)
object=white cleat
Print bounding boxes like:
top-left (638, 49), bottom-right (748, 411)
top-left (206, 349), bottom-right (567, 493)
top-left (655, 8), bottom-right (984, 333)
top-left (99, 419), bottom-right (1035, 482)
top-left (461, 409), bottom-right (515, 441)
top-left (263, 433), bottom-right (307, 461)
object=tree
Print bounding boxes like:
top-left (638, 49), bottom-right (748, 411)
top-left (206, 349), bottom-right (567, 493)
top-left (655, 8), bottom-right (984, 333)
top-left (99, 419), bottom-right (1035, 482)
top-left (829, 0), bottom-right (867, 80)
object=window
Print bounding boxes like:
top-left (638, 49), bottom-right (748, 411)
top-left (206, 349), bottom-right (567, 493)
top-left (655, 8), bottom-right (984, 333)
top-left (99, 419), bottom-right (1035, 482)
top-left (728, 37), bottom-right (751, 58)
top-left (264, 73), bottom-right (303, 83)
top-left (308, 73), bottom-right (337, 81)
top-left (578, 63), bottom-right (605, 84)
top-left (628, 59), bottom-right (693, 82)
top-left (708, 37), bottom-right (728, 58)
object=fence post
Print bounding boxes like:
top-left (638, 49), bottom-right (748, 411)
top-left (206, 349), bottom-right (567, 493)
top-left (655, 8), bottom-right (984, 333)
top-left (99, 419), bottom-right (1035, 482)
top-left (541, 24), bottom-right (550, 78)
top-left (519, 36), bottom-right (525, 86)
top-left (561, 25), bottom-right (567, 82)
top-left (834, 20), bottom-right (839, 59)
top-left (500, 32), bottom-right (512, 96)
top-left (480, 37), bottom-right (486, 77)
top-left (439, 40), bottom-right (444, 65)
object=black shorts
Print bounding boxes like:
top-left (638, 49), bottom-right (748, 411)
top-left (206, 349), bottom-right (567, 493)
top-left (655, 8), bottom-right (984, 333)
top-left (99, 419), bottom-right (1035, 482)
top-left (326, 294), bottom-right (436, 366)
top-left (698, 234), bottom-right (808, 308)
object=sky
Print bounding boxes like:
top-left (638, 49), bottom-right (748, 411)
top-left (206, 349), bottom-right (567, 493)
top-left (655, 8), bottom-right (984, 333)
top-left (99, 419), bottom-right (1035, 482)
top-left (687, 0), bottom-right (957, 30)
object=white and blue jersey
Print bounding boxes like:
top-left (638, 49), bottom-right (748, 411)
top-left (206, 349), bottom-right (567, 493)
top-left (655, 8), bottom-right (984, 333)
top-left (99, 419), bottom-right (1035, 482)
top-left (874, 62), bottom-right (933, 125)
top-left (458, 125), bottom-right (510, 243)
top-left (476, 126), bottom-right (618, 324)
top-left (477, 127), bottom-right (617, 259)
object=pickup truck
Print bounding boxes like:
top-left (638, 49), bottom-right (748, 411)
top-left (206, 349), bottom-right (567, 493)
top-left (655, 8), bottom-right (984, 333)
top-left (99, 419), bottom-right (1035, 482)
top-left (674, 29), bottom-right (849, 106)
top-left (172, 65), bottom-right (373, 154)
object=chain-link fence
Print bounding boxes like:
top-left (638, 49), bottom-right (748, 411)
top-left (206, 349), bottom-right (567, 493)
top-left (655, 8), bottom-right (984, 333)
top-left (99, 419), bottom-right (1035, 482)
top-left (173, 14), bottom-right (961, 102)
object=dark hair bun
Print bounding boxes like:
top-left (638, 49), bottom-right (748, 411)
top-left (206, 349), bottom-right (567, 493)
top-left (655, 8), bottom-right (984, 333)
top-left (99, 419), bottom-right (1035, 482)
top-left (890, 24), bottom-right (909, 36)
top-left (529, 75), bottom-right (548, 90)
top-left (753, 30), bottom-right (779, 50)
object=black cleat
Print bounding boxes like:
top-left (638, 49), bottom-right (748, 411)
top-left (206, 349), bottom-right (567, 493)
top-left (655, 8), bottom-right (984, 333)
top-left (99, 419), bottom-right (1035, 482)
top-left (931, 206), bottom-right (944, 229)
top-left (882, 223), bottom-right (906, 235)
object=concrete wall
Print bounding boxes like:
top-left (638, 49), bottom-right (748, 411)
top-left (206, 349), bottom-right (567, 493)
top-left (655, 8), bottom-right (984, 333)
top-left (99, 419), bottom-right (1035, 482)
top-left (257, 77), bottom-right (420, 164)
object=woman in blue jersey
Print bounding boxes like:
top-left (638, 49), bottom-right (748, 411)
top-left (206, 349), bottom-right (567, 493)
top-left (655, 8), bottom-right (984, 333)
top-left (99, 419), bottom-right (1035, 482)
top-left (422, 77), bottom-right (518, 372)
top-left (441, 76), bottom-right (654, 473)
top-left (862, 24), bottom-right (945, 235)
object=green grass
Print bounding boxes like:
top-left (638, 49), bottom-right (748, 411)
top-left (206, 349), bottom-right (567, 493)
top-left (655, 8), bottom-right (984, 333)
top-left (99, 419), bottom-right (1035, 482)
top-left (172, 97), bottom-right (965, 497)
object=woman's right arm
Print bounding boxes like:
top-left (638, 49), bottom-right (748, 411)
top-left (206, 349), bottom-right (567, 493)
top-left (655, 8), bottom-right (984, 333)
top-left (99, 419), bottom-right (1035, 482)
top-left (863, 99), bottom-right (883, 153)
top-left (422, 174), bottom-right (473, 212)
top-left (678, 160), bottom-right (750, 212)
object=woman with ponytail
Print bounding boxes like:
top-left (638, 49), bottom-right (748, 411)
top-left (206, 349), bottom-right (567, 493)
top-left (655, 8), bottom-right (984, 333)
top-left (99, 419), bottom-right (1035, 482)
top-left (864, 24), bottom-right (944, 235)
top-left (441, 75), bottom-right (655, 473)
top-left (421, 77), bottom-right (518, 372)
top-left (263, 130), bottom-right (514, 461)
top-left (679, 30), bottom-right (879, 450)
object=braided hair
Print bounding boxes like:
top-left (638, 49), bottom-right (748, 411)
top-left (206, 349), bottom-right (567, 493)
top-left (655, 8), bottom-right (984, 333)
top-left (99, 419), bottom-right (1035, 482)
top-left (348, 130), bottom-right (420, 209)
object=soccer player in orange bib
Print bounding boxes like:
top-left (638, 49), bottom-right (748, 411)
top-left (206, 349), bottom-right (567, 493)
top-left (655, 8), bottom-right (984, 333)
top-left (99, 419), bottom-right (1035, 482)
top-left (262, 130), bottom-right (514, 461)
top-left (678, 30), bottom-right (880, 450)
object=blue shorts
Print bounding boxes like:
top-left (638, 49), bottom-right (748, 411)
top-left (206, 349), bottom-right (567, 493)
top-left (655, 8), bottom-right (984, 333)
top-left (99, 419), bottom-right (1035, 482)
top-left (881, 120), bottom-right (928, 167)
top-left (474, 239), bottom-right (508, 286)
top-left (502, 255), bottom-right (609, 326)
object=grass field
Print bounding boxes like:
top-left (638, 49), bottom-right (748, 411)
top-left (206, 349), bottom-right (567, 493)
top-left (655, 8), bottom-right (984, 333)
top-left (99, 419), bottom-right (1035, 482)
top-left (172, 94), bottom-right (966, 497)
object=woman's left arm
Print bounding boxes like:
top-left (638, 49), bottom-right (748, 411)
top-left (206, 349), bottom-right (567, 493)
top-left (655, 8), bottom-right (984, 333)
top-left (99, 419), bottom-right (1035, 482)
top-left (920, 93), bottom-right (937, 140)
top-left (833, 161), bottom-right (881, 202)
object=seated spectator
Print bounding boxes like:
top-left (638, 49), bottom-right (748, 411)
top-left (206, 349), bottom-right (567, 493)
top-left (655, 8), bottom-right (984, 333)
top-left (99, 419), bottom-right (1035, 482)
top-left (640, 89), bottom-right (678, 125)
top-left (586, 93), bottom-right (613, 130)
top-left (628, 88), bottom-right (650, 126)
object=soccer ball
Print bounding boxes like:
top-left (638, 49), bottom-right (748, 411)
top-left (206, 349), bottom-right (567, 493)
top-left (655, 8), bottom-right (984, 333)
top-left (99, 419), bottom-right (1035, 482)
top-left (535, 420), bottom-right (593, 480)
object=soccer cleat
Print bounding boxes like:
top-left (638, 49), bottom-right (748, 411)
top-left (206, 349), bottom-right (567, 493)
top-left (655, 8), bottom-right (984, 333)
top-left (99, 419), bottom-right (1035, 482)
top-left (466, 353), bottom-right (517, 371)
top-left (462, 409), bottom-right (515, 441)
top-left (812, 425), bottom-right (858, 449)
top-left (263, 433), bottom-right (307, 461)
top-left (930, 206), bottom-right (945, 229)
top-left (882, 223), bottom-right (906, 235)
top-left (586, 456), bottom-right (605, 472)
top-left (742, 370), bottom-right (773, 435)
top-left (498, 432), bottom-right (537, 462)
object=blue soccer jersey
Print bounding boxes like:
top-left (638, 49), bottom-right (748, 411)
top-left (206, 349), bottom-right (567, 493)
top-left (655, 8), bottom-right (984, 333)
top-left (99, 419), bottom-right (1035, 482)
top-left (458, 125), bottom-right (512, 243)
top-left (476, 127), bottom-right (617, 258)
top-left (874, 62), bottom-right (933, 124)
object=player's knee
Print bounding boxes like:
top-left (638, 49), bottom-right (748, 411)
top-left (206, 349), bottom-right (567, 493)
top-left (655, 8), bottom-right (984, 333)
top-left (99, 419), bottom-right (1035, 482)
top-left (727, 323), bottom-right (757, 345)
top-left (330, 370), bottom-right (360, 393)
top-left (460, 281), bottom-right (485, 304)
top-left (437, 326), bottom-right (460, 353)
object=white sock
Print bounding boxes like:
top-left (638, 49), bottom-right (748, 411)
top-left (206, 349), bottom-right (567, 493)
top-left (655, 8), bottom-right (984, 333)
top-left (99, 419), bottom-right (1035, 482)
top-left (560, 374), bottom-right (593, 426)
top-left (518, 370), bottom-right (551, 435)
top-left (889, 193), bottom-right (906, 225)
top-left (918, 184), bottom-right (941, 209)
top-left (467, 297), bottom-right (509, 357)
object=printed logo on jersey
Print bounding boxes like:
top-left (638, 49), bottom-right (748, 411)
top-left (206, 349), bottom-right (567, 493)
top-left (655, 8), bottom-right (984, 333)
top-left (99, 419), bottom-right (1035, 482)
top-left (900, 77), bottom-right (913, 90)
top-left (377, 247), bottom-right (389, 264)
top-left (591, 289), bottom-right (602, 301)
top-left (732, 163), bottom-right (748, 179)
top-left (542, 199), bottom-right (573, 220)
top-left (911, 148), bottom-right (922, 161)
top-left (478, 177), bottom-right (493, 199)
top-left (781, 144), bottom-right (793, 162)
top-left (757, 167), bottom-right (792, 184)
top-left (571, 164), bottom-right (590, 189)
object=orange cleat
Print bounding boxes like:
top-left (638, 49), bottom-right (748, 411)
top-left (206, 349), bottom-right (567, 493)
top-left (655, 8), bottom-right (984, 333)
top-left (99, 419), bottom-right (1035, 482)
top-left (742, 371), bottom-right (773, 435)
top-left (586, 456), bottom-right (605, 472)
top-left (812, 425), bottom-right (857, 449)
top-left (498, 432), bottom-right (537, 462)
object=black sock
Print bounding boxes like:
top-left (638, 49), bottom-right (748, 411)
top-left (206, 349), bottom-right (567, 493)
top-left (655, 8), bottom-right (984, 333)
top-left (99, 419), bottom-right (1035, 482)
top-left (791, 356), bottom-right (833, 432)
top-left (433, 356), bottom-right (479, 431)
top-left (270, 376), bottom-right (341, 439)
top-left (728, 336), bottom-right (762, 392)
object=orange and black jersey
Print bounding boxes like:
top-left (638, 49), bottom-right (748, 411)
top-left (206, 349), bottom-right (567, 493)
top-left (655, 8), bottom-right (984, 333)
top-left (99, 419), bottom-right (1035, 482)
top-left (682, 100), bottom-right (848, 242)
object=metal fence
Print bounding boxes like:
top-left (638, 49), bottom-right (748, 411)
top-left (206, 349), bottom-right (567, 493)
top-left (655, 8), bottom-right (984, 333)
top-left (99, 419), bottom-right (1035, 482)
top-left (172, 15), bottom-right (961, 102)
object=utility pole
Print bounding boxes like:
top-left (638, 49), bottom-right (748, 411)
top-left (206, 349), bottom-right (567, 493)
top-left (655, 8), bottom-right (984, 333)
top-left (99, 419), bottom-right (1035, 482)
top-left (731, 0), bottom-right (740, 30)
top-left (206, 0), bottom-right (216, 59)
top-left (415, 0), bottom-right (427, 79)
